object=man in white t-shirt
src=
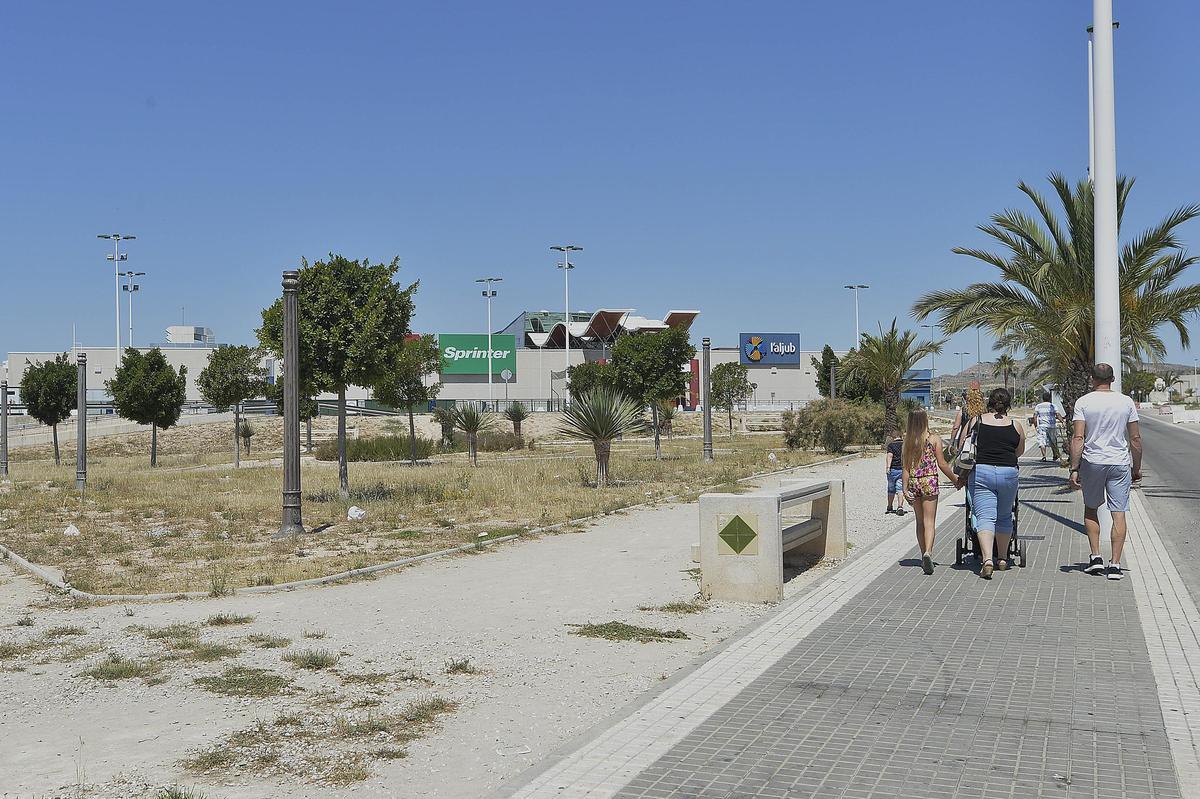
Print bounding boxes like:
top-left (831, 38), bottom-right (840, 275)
top-left (1069, 363), bottom-right (1143, 581)
top-left (1033, 391), bottom-right (1060, 461)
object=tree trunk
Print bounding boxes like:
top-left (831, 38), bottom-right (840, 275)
top-left (651, 404), bottom-right (662, 460)
top-left (234, 404), bottom-right (241, 469)
top-left (728, 407), bottom-right (734, 438)
top-left (514, 418), bottom-right (522, 437)
top-left (52, 423), bottom-right (60, 466)
top-left (469, 432), bottom-right (478, 466)
top-left (151, 423), bottom-right (158, 467)
top-left (408, 407), bottom-right (417, 466)
top-left (594, 440), bottom-right (611, 488)
top-left (884, 387), bottom-right (899, 441)
top-left (337, 388), bottom-right (349, 499)
top-left (306, 416), bottom-right (313, 453)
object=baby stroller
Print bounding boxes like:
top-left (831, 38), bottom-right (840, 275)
top-left (954, 486), bottom-right (1026, 568)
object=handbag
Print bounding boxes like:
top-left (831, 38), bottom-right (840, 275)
top-left (953, 417), bottom-right (979, 472)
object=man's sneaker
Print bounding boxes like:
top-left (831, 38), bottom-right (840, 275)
top-left (1107, 563), bottom-right (1124, 581)
top-left (1084, 556), bottom-right (1106, 575)
top-left (885, 508), bottom-right (895, 515)
top-left (896, 507), bottom-right (907, 516)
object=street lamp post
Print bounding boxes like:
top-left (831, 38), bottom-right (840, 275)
top-left (76, 354), bottom-right (87, 490)
top-left (954, 351), bottom-right (968, 375)
top-left (475, 277), bottom-right (502, 408)
top-left (0, 380), bottom-right (9, 478)
top-left (122, 271), bottom-right (145, 349)
top-left (843, 284), bottom-right (869, 348)
top-left (1092, 0), bottom-right (1122, 392)
top-left (97, 234), bottom-right (135, 352)
top-left (278, 270), bottom-right (304, 539)
top-left (920, 324), bottom-right (938, 379)
top-left (550, 245), bottom-right (583, 393)
top-left (702, 338), bottom-right (713, 463)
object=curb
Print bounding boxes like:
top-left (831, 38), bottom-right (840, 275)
top-left (0, 452), bottom-right (863, 604)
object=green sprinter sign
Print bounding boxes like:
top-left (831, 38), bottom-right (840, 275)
top-left (439, 334), bottom-right (517, 376)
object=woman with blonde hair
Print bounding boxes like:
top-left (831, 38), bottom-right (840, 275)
top-left (903, 408), bottom-right (959, 575)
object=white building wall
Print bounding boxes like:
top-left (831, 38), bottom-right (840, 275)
top-left (708, 348), bottom-right (844, 408)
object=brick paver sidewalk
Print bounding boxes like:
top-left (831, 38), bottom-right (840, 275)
top-left (505, 462), bottom-right (1200, 798)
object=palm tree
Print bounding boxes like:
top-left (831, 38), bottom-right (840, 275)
top-left (657, 402), bottom-right (676, 440)
top-left (992, 354), bottom-right (1016, 390)
top-left (914, 174), bottom-right (1200, 417)
top-left (453, 404), bottom-right (496, 466)
top-left (841, 320), bottom-right (944, 434)
top-left (431, 406), bottom-right (456, 447)
top-left (503, 403), bottom-right (529, 437)
top-left (556, 387), bottom-right (646, 487)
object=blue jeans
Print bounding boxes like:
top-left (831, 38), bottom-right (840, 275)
top-left (886, 469), bottom-right (903, 495)
top-left (968, 464), bottom-right (1019, 535)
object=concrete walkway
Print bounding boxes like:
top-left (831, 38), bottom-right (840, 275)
top-left (502, 460), bottom-right (1200, 799)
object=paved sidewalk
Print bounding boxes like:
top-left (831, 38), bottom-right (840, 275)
top-left (504, 461), bottom-right (1200, 798)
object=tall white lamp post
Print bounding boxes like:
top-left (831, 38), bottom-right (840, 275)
top-left (550, 245), bottom-right (583, 395)
top-left (98, 234), bottom-right (135, 352)
top-left (475, 277), bottom-right (502, 408)
top-left (122, 271), bottom-right (145, 349)
top-left (1092, 0), bottom-right (1121, 391)
top-left (844, 284), bottom-right (869, 348)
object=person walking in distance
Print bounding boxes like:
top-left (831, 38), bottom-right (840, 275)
top-left (1069, 363), bottom-right (1143, 581)
top-left (884, 429), bottom-right (906, 516)
top-left (1033, 391), bottom-right (1061, 462)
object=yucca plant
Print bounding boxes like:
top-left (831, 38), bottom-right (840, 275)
top-left (453, 404), bottom-right (496, 466)
top-left (238, 419), bottom-right (254, 456)
top-left (657, 403), bottom-right (676, 440)
top-left (557, 387), bottom-right (646, 487)
top-left (503, 403), bottom-right (529, 436)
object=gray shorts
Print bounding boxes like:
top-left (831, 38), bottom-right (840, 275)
top-left (1080, 460), bottom-right (1132, 512)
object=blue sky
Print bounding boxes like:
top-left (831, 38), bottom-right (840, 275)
top-left (3, 1), bottom-right (1199, 371)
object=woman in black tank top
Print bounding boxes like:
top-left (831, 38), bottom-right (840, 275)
top-left (963, 388), bottom-right (1026, 578)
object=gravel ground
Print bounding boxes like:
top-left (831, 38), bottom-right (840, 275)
top-left (0, 450), bottom-right (922, 799)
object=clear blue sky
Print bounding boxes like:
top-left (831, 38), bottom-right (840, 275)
top-left (3, 1), bottom-right (1199, 370)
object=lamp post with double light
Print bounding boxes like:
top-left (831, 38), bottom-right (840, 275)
top-left (844, 284), bottom-right (869, 348)
top-left (475, 277), bottom-right (502, 408)
top-left (122, 271), bottom-right (145, 349)
top-left (550, 245), bottom-right (583, 395)
top-left (97, 234), bottom-right (135, 352)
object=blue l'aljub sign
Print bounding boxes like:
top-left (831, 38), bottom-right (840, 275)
top-left (739, 333), bottom-right (802, 366)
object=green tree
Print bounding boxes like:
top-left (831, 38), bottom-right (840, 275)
top-left (991, 354), bottom-right (1016, 390)
top-left (557, 387), bottom-right (646, 487)
top-left (19, 354), bottom-right (77, 466)
top-left (197, 344), bottom-right (268, 468)
top-left (259, 254), bottom-right (416, 498)
top-left (810, 345), bottom-right (838, 398)
top-left (107, 348), bottom-right (188, 467)
top-left (610, 328), bottom-right (696, 459)
top-left (567, 361), bottom-right (615, 401)
top-left (503, 403), bottom-right (529, 437)
top-left (841, 320), bottom-right (944, 434)
top-left (1123, 369), bottom-right (1157, 401)
top-left (453, 404), bottom-right (496, 466)
top-left (264, 382), bottom-right (319, 452)
top-left (710, 361), bottom-right (752, 437)
top-left (914, 173), bottom-right (1200, 417)
top-left (431, 406), bottom-right (456, 447)
top-left (373, 335), bottom-right (442, 465)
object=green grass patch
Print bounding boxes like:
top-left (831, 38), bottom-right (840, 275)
top-left (205, 612), bottom-right (255, 626)
top-left (45, 625), bottom-right (87, 638)
top-left (340, 671), bottom-right (391, 685)
top-left (246, 633), bottom-right (291, 649)
top-left (158, 788), bottom-right (208, 799)
top-left (638, 600), bottom-right (706, 614)
top-left (569, 621), bottom-right (689, 643)
top-left (195, 666), bottom-right (294, 698)
top-left (283, 648), bottom-right (340, 670)
top-left (80, 653), bottom-right (162, 681)
top-left (170, 640), bottom-right (242, 662)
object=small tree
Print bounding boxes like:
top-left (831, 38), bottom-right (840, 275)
top-left (265, 382), bottom-right (319, 452)
top-left (992, 354), bottom-right (1016, 390)
top-left (557, 388), bottom-right (645, 487)
top-left (197, 344), bottom-right (268, 468)
top-left (453, 404), bottom-right (496, 466)
top-left (611, 328), bottom-right (696, 459)
top-left (710, 361), bottom-right (752, 437)
top-left (239, 419), bottom-right (255, 455)
top-left (841, 321), bottom-right (944, 434)
top-left (259, 254), bottom-right (416, 498)
top-left (373, 335), bottom-right (442, 465)
top-left (20, 354), bottom-right (77, 466)
top-left (108, 348), bottom-right (188, 466)
top-left (503, 403), bottom-right (529, 437)
top-left (431, 406), bottom-right (456, 447)
top-left (567, 361), bottom-right (615, 401)
top-left (810, 345), bottom-right (839, 398)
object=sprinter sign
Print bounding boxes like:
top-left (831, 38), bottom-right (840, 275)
top-left (438, 334), bottom-right (517, 376)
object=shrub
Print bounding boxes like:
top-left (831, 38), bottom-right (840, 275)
top-left (783, 399), bottom-right (886, 453)
top-left (315, 434), bottom-right (437, 463)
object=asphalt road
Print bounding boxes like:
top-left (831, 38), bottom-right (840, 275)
top-left (1137, 411), bottom-right (1200, 605)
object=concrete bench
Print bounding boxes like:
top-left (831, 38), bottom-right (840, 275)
top-left (695, 478), bottom-right (846, 603)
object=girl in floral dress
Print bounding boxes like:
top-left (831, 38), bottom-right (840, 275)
top-left (902, 409), bottom-right (959, 575)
